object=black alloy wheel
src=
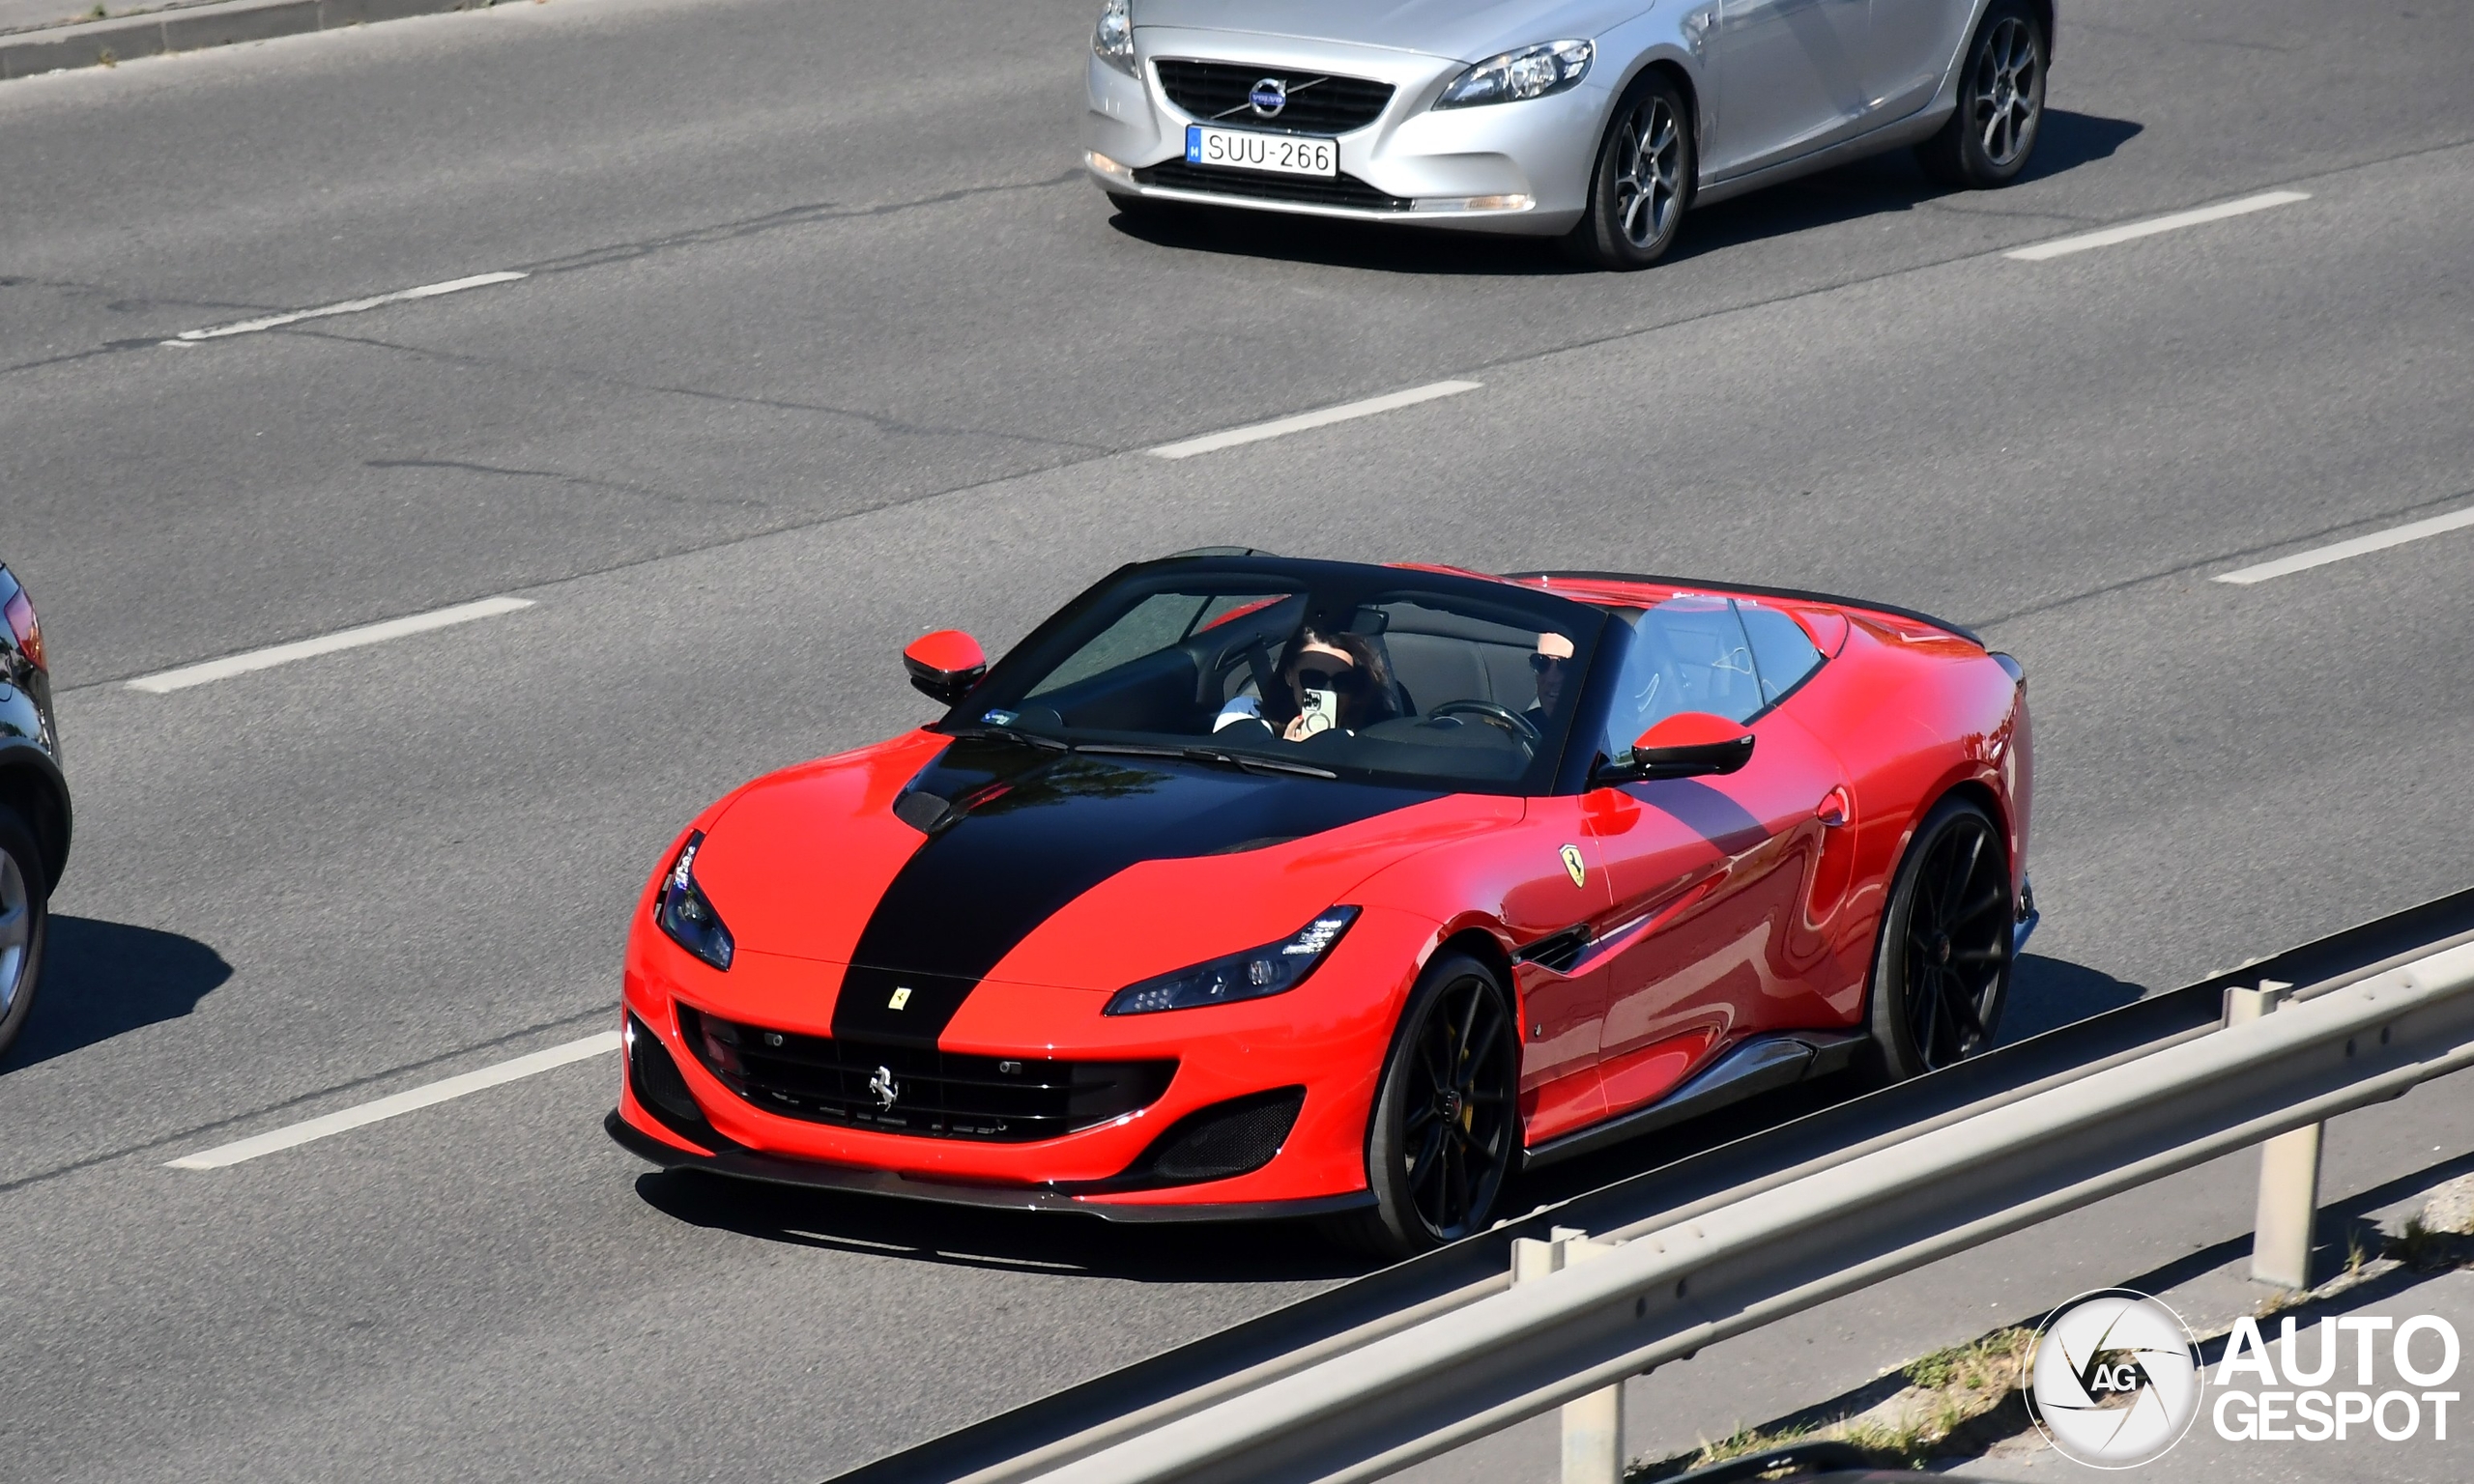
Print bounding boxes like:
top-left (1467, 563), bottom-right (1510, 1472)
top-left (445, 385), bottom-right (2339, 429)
top-left (1916, 0), bottom-right (2047, 188)
top-left (0, 809), bottom-right (51, 1063)
top-left (1567, 71), bottom-right (1694, 271)
top-left (1333, 952), bottom-right (1519, 1256)
top-left (1866, 796), bottom-right (2012, 1080)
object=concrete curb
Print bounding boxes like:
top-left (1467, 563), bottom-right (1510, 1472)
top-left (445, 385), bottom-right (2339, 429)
top-left (0, 0), bottom-right (490, 80)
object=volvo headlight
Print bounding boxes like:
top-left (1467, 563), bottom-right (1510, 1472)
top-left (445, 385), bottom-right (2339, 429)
top-left (1093, 0), bottom-right (1136, 75)
top-left (1435, 40), bottom-right (1594, 108)
top-left (654, 832), bottom-right (734, 971)
top-left (1106, 907), bottom-right (1360, 1015)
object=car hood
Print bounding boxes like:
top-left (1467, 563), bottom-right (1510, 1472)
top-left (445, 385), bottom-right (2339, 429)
top-left (691, 731), bottom-right (1508, 1011)
top-left (1135, 0), bottom-right (1649, 61)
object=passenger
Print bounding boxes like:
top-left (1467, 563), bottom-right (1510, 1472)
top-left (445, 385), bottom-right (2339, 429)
top-left (1214, 626), bottom-right (1398, 740)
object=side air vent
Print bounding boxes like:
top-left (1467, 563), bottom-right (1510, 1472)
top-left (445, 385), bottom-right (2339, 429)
top-left (1514, 925), bottom-right (1593, 975)
top-left (627, 1013), bottom-right (725, 1150)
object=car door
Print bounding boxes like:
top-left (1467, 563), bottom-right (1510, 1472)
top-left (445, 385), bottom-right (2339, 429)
top-left (1579, 598), bottom-right (1854, 1122)
top-left (1495, 795), bottom-right (1620, 1146)
top-left (1710, 0), bottom-right (1875, 179)
top-left (1866, 0), bottom-right (1982, 119)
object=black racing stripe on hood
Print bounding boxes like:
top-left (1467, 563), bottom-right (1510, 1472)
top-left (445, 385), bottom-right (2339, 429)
top-left (832, 741), bottom-right (1438, 1047)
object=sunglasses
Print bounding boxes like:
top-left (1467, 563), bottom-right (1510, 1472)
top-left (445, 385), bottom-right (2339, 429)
top-left (1528, 653), bottom-right (1572, 674)
top-left (1289, 665), bottom-right (1365, 692)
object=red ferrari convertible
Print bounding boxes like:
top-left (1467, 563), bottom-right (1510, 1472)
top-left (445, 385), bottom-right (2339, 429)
top-left (608, 553), bottom-right (2033, 1252)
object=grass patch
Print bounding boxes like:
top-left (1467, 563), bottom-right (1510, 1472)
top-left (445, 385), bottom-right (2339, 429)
top-left (2387, 1215), bottom-right (2474, 1270)
top-left (1629, 1327), bottom-right (2036, 1480)
top-left (1905, 1327), bottom-right (2033, 1393)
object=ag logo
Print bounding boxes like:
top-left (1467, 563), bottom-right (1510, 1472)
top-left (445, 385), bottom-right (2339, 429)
top-left (2024, 1289), bottom-right (2202, 1468)
top-left (1560, 843), bottom-right (1587, 888)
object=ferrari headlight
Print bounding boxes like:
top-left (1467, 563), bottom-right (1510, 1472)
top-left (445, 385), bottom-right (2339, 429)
top-left (1093, 0), bottom-right (1136, 75)
top-left (1106, 907), bottom-right (1360, 1015)
top-left (654, 832), bottom-right (734, 971)
top-left (1435, 40), bottom-right (1593, 108)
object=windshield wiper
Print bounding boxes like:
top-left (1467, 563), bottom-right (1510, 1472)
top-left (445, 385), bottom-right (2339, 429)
top-left (1075, 742), bottom-right (1337, 779)
top-left (941, 726), bottom-right (1071, 753)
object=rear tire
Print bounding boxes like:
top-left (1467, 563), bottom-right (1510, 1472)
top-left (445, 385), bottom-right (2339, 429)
top-left (1564, 70), bottom-right (1695, 271)
top-left (1915, 0), bottom-right (2047, 188)
top-left (1326, 952), bottom-right (1519, 1258)
top-left (1865, 795), bottom-right (2011, 1081)
top-left (0, 810), bottom-right (51, 1064)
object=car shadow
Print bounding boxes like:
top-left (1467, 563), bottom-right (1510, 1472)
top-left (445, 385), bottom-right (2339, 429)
top-left (2002, 953), bottom-right (2146, 1044)
top-left (1107, 109), bottom-right (2141, 275)
top-left (1106, 198), bottom-right (1591, 277)
top-left (0, 915), bottom-right (232, 1072)
top-left (1667, 108), bottom-right (2143, 261)
top-left (633, 1169), bottom-right (1370, 1281)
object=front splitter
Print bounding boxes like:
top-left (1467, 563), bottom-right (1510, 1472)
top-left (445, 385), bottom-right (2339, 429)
top-left (605, 1110), bottom-right (1374, 1224)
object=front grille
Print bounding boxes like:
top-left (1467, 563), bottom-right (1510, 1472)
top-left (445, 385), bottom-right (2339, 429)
top-left (1134, 160), bottom-right (1412, 213)
top-left (679, 1006), bottom-right (1174, 1143)
top-left (1154, 60), bottom-right (1395, 135)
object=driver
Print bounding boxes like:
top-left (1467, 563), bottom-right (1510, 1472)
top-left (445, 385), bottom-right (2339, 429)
top-left (1214, 626), bottom-right (1397, 740)
top-left (1525, 631), bottom-right (1576, 728)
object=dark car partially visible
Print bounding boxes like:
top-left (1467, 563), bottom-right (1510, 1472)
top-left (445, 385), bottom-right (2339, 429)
top-left (0, 562), bottom-right (68, 1061)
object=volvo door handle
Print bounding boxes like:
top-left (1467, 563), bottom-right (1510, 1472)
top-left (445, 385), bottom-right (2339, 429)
top-left (1816, 786), bottom-right (1853, 828)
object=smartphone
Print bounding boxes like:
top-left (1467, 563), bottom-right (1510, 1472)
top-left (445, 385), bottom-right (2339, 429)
top-left (1297, 687), bottom-right (1339, 735)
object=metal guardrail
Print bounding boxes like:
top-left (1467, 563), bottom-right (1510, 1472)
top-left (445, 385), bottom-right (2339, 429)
top-left (829, 889), bottom-right (2474, 1484)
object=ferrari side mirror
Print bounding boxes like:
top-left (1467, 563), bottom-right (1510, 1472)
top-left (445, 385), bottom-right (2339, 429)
top-left (904, 629), bottom-right (988, 705)
top-left (1593, 710), bottom-right (1756, 786)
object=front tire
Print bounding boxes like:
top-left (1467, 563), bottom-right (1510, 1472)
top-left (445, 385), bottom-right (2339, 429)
top-left (1916, 0), bottom-right (2047, 188)
top-left (0, 810), bottom-right (52, 1064)
top-left (1331, 952), bottom-right (1519, 1257)
top-left (1565, 71), bottom-right (1694, 271)
top-left (1865, 795), bottom-right (2011, 1081)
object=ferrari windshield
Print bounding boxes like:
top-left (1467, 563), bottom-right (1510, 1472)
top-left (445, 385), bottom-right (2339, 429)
top-left (947, 557), bottom-right (1609, 794)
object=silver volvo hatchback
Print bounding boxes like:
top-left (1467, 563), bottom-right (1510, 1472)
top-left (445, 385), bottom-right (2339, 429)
top-left (1083, 0), bottom-right (2052, 268)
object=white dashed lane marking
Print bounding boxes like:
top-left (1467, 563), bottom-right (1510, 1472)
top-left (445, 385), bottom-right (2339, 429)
top-left (1147, 380), bottom-right (1482, 459)
top-left (2006, 190), bottom-right (2311, 261)
top-left (162, 271), bottom-right (528, 344)
top-left (167, 1033), bottom-right (618, 1169)
top-left (2215, 504), bottom-right (2474, 585)
top-left (126, 596), bottom-right (536, 693)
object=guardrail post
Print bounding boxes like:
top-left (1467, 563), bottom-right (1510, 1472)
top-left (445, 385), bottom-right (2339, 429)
top-left (2228, 982), bottom-right (2320, 1289)
top-left (1512, 1227), bottom-right (1626, 1484)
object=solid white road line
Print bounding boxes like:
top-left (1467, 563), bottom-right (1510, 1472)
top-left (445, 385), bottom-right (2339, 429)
top-left (167, 1032), bottom-right (619, 1169)
top-left (126, 596), bottom-right (536, 693)
top-left (2005, 191), bottom-right (2311, 261)
top-left (163, 271), bottom-right (529, 344)
top-left (2214, 505), bottom-right (2474, 585)
top-left (1147, 380), bottom-right (1482, 460)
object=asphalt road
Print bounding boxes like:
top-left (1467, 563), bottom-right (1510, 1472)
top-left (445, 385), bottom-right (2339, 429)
top-left (2, 0), bottom-right (2471, 1480)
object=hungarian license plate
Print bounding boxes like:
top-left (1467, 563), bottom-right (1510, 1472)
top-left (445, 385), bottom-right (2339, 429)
top-left (1185, 125), bottom-right (1337, 178)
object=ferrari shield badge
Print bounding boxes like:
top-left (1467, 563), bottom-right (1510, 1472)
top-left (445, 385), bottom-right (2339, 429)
top-left (1561, 843), bottom-right (1587, 888)
top-left (888, 985), bottom-right (913, 1011)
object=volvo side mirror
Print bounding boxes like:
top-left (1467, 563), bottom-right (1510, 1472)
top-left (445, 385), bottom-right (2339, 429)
top-left (903, 630), bottom-right (987, 705)
top-left (1594, 711), bottom-right (1755, 786)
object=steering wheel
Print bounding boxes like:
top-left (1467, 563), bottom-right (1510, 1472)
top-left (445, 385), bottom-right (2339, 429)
top-left (1428, 699), bottom-right (1540, 746)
